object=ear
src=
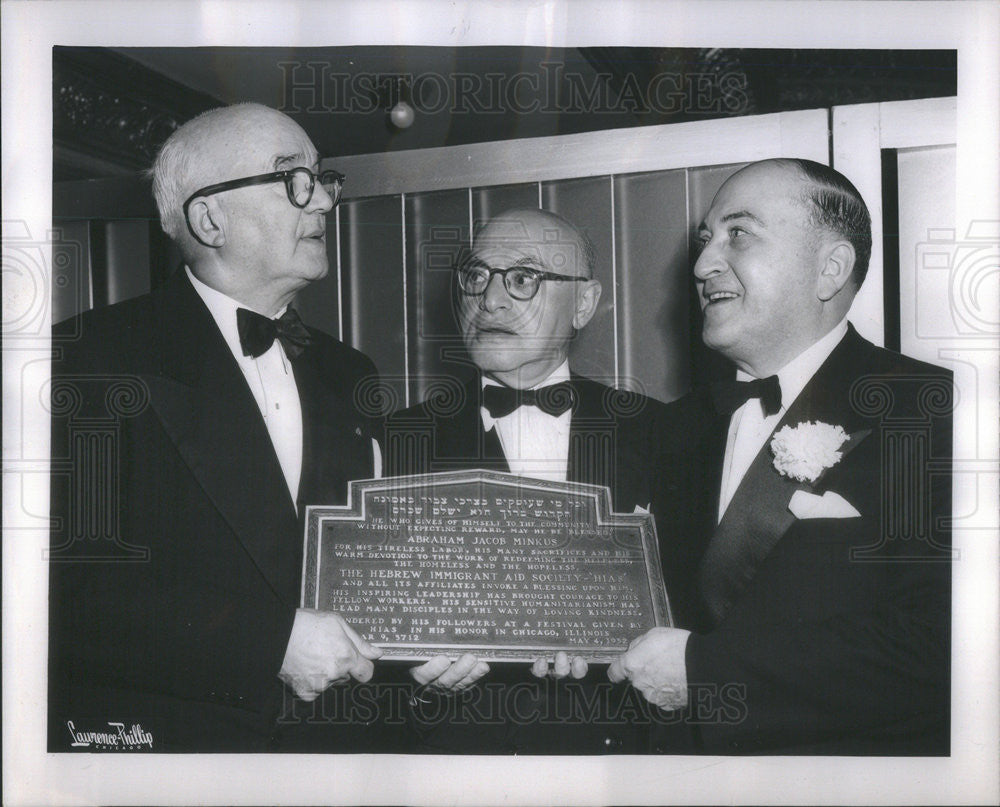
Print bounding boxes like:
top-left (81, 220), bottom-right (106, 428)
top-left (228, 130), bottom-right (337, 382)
top-left (573, 279), bottom-right (602, 329)
top-left (816, 240), bottom-right (855, 301)
top-left (186, 197), bottom-right (227, 248)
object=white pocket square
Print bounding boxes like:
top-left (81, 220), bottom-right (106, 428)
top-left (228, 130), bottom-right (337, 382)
top-left (788, 490), bottom-right (861, 519)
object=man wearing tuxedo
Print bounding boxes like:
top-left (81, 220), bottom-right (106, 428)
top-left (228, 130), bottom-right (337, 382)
top-left (387, 208), bottom-right (668, 514)
top-left (48, 103), bottom-right (465, 752)
top-left (611, 158), bottom-right (952, 755)
top-left (385, 208), bottom-right (671, 753)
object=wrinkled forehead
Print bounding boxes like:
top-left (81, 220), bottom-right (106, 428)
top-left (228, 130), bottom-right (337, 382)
top-left (471, 216), bottom-right (586, 276)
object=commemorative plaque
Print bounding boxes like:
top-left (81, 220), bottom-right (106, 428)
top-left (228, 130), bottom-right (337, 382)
top-left (302, 470), bottom-right (672, 662)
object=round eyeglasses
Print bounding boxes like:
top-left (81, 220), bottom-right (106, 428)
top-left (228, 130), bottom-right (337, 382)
top-left (457, 263), bottom-right (589, 301)
top-left (182, 167), bottom-right (345, 223)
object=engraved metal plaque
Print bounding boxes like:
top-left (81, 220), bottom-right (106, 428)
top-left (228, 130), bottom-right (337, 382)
top-left (302, 470), bottom-right (672, 662)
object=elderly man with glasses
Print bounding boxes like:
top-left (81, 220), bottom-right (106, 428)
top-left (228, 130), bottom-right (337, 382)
top-left (48, 103), bottom-right (458, 753)
top-left (385, 208), bottom-right (675, 754)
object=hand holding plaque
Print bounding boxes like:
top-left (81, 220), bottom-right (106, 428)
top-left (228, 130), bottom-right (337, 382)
top-left (279, 609), bottom-right (383, 700)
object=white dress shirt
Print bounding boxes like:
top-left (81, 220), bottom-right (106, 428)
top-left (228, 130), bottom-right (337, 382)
top-left (187, 267), bottom-right (304, 508)
top-left (480, 361), bottom-right (573, 482)
top-left (717, 319), bottom-right (849, 521)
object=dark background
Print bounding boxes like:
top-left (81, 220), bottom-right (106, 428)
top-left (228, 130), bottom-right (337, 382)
top-left (55, 47), bottom-right (955, 180)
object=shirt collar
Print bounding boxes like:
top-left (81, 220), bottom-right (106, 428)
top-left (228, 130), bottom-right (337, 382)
top-left (736, 318), bottom-right (849, 412)
top-left (480, 360), bottom-right (571, 431)
top-left (186, 266), bottom-right (287, 363)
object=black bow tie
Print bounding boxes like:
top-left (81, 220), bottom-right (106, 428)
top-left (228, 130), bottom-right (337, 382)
top-left (710, 375), bottom-right (782, 418)
top-left (236, 306), bottom-right (313, 360)
top-left (482, 381), bottom-right (576, 419)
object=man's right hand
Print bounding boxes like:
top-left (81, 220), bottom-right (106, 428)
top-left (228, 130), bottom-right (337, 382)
top-left (278, 609), bottom-right (383, 701)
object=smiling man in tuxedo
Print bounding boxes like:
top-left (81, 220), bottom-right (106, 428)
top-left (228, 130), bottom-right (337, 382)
top-left (48, 103), bottom-right (465, 752)
top-left (611, 158), bottom-right (953, 755)
top-left (385, 208), bottom-right (671, 753)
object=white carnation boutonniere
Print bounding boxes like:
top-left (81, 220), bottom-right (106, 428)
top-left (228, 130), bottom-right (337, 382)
top-left (770, 421), bottom-right (850, 484)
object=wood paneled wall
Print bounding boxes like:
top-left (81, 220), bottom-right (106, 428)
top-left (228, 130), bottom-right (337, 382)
top-left (302, 164), bottom-right (747, 410)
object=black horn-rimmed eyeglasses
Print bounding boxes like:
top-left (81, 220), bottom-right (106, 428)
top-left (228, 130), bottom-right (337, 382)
top-left (457, 262), bottom-right (589, 301)
top-left (182, 167), bottom-right (346, 224)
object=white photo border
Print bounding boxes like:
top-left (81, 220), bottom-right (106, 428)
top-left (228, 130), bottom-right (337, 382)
top-left (3, 1), bottom-right (998, 805)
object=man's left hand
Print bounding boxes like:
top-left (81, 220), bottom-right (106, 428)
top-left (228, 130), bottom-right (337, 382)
top-left (607, 627), bottom-right (691, 710)
top-left (411, 653), bottom-right (489, 693)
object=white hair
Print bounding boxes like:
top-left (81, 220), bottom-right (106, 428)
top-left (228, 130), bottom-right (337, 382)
top-left (147, 103), bottom-right (292, 248)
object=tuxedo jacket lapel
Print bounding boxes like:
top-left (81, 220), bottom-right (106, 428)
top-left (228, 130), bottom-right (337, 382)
top-left (697, 328), bottom-right (871, 628)
top-left (482, 426), bottom-right (508, 469)
top-left (140, 273), bottom-right (300, 602)
top-left (458, 381), bottom-right (510, 472)
top-left (697, 446), bottom-right (803, 627)
top-left (294, 346), bottom-right (374, 510)
top-left (700, 390), bottom-right (730, 541)
top-left (384, 379), bottom-right (508, 476)
top-left (566, 376), bottom-right (611, 490)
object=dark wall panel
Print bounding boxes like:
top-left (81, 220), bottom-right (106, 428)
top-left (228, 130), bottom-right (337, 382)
top-left (340, 195), bottom-right (407, 412)
top-left (294, 209), bottom-right (342, 342)
top-left (51, 220), bottom-right (92, 325)
top-left (326, 162), bottom-right (752, 412)
top-left (614, 169), bottom-right (690, 402)
top-left (53, 178), bottom-right (158, 318)
top-left (540, 176), bottom-right (616, 386)
top-left (105, 221), bottom-right (151, 305)
top-left (472, 183), bottom-right (539, 232)
top-left (687, 163), bottom-right (745, 233)
top-left (405, 189), bottom-right (475, 406)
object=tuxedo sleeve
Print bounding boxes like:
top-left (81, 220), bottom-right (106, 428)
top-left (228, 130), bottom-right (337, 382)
top-left (49, 313), bottom-right (298, 741)
top-left (685, 559), bottom-right (950, 753)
